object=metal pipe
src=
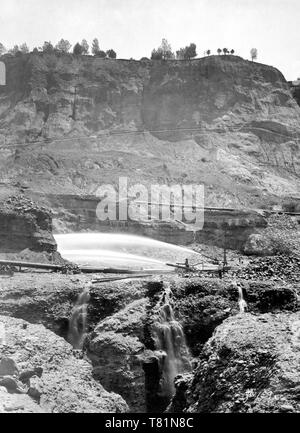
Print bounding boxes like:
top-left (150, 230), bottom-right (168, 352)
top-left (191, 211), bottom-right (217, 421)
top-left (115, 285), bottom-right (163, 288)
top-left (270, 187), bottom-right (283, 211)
top-left (0, 259), bottom-right (172, 275)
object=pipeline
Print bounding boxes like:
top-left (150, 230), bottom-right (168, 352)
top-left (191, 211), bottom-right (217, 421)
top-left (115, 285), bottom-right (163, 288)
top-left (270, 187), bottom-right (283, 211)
top-left (0, 259), bottom-right (231, 275)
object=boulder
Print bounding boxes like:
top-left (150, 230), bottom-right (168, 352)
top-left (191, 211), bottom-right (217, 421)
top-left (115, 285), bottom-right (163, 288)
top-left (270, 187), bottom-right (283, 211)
top-left (243, 233), bottom-right (274, 256)
top-left (87, 299), bottom-right (148, 412)
top-left (0, 376), bottom-right (26, 393)
top-left (0, 357), bottom-right (19, 377)
top-left (27, 375), bottom-right (43, 400)
top-left (185, 312), bottom-right (300, 413)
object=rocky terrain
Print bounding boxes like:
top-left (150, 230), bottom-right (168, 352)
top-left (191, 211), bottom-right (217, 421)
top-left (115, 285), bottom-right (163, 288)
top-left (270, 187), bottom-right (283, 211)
top-left (0, 53), bottom-right (299, 247)
top-left (0, 263), bottom-right (298, 413)
top-left (0, 200), bottom-right (298, 414)
top-left (180, 312), bottom-right (300, 413)
top-left (0, 314), bottom-right (128, 413)
top-left (0, 53), bottom-right (299, 414)
top-left (0, 53), bottom-right (299, 201)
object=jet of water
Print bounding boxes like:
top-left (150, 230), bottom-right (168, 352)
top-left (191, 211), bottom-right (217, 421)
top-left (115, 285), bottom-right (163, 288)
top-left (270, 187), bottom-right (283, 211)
top-left (56, 248), bottom-right (169, 269)
top-left (54, 233), bottom-right (201, 270)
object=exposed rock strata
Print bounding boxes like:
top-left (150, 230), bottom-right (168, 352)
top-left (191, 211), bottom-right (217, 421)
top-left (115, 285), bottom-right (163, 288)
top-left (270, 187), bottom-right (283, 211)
top-left (0, 54), bottom-right (299, 213)
top-left (31, 192), bottom-right (267, 249)
top-left (0, 196), bottom-right (56, 253)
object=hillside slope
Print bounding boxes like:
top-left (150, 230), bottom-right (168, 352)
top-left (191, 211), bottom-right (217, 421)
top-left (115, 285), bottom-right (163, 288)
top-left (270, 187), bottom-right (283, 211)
top-left (0, 53), bottom-right (299, 209)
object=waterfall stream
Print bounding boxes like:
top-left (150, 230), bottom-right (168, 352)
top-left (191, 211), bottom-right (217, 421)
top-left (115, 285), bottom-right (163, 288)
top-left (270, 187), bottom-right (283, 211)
top-left (68, 283), bottom-right (91, 349)
top-left (238, 285), bottom-right (247, 313)
top-left (152, 284), bottom-right (191, 399)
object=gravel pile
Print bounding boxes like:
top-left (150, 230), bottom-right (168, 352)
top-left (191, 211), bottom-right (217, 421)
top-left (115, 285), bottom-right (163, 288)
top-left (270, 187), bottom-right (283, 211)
top-left (2, 195), bottom-right (50, 216)
top-left (59, 263), bottom-right (81, 274)
top-left (234, 254), bottom-right (300, 283)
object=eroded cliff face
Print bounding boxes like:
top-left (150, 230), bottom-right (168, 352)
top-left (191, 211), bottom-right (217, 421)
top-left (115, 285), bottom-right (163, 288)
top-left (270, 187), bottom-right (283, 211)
top-left (28, 192), bottom-right (267, 249)
top-left (0, 196), bottom-right (56, 253)
top-left (0, 53), bottom-right (299, 207)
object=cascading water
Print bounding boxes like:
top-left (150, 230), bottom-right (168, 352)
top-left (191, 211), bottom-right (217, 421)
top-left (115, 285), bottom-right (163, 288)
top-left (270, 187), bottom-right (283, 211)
top-left (152, 284), bottom-right (191, 399)
top-left (238, 285), bottom-right (247, 313)
top-left (68, 283), bottom-right (91, 349)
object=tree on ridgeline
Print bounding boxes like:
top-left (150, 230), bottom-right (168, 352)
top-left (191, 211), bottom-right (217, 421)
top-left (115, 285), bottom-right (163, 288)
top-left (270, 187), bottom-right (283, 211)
top-left (160, 38), bottom-right (174, 59)
top-left (81, 39), bottom-right (89, 55)
top-left (106, 49), bottom-right (116, 59)
top-left (73, 42), bottom-right (83, 55)
top-left (250, 48), bottom-right (258, 61)
top-left (230, 49), bottom-right (235, 55)
top-left (185, 43), bottom-right (197, 60)
top-left (41, 41), bottom-right (54, 53)
top-left (176, 48), bottom-right (185, 60)
top-left (206, 49), bottom-right (211, 56)
top-left (223, 48), bottom-right (228, 55)
top-left (97, 50), bottom-right (107, 58)
top-left (217, 48), bottom-right (222, 55)
top-left (92, 38), bottom-right (100, 56)
top-left (0, 43), bottom-right (6, 56)
top-left (32, 47), bottom-right (39, 54)
top-left (19, 43), bottom-right (29, 53)
top-left (9, 45), bottom-right (20, 55)
top-left (55, 39), bottom-right (71, 53)
top-left (176, 43), bottom-right (197, 60)
top-left (151, 48), bottom-right (163, 60)
top-left (151, 39), bottom-right (174, 60)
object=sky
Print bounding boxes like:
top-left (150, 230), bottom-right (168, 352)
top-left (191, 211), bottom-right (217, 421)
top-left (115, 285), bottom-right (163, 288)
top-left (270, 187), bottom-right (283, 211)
top-left (0, 0), bottom-right (300, 80)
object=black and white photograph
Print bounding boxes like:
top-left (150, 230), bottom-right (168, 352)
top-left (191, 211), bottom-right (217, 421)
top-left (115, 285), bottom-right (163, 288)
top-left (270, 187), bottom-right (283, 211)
top-left (0, 0), bottom-right (299, 422)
